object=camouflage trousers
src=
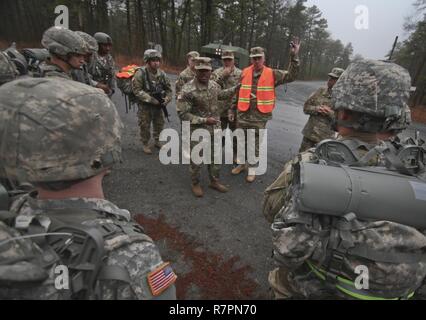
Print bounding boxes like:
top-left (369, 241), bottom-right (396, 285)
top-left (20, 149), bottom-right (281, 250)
top-left (138, 104), bottom-right (164, 145)
top-left (236, 120), bottom-right (267, 168)
top-left (299, 137), bottom-right (317, 153)
top-left (190, 136), bottom-right (220, 185)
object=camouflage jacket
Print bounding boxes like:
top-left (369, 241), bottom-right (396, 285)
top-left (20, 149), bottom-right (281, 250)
top-left (263, 137), bottom-right (426, 299)
top-left (175, 67), bottom-right (196, 99)
top-left (177, 79), bottom-right (237, 131)
top-left (39, 60), bottom-right (72, 80)
top-left (7, 194), bottom-right (176, 300)
top-left (232, 55), bottom-right (300, 124)
top-left (88, 53), bottom-right (116, 90)
top-left (211, 66), bottom-right (242, 118)
top-left (132, 67), bottom-right (172, 107)
top-left (302, 87), bottom-right (336, 142)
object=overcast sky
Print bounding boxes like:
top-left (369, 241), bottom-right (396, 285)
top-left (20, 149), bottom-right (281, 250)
top-left (305, 0), bottom-right (416, 59)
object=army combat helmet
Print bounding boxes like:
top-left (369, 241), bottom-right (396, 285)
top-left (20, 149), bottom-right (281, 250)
top-left (0, 77), bottom-right (123, 185)
top-left (94, 32), bottom-right (113, 45)
top-left (332, 59), bottom-right (412, 133)
top-left (42, 26), bottom-right (88, 58)
top-left (75, 31), bottom-right (99, 54)
top-left (144, 49), bottom-right (162, 63)
top-left (0, 51), bottom-right (18, 86)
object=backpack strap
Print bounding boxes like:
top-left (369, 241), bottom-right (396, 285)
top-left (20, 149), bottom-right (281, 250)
top-left (11, 207), bottom-right (151, 299)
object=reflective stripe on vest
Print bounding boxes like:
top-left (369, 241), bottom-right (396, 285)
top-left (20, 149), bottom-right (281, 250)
top-left (237, 66), bottom-right (276, 114)
top-left (306, 261), bottom-right (415, 300)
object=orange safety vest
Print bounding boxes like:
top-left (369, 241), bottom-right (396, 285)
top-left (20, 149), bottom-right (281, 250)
top-left (237, 65), bottom-right (276, 114)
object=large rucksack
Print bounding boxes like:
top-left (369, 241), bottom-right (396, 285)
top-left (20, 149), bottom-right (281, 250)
top-left (264, 138), bottom-right (426, 299)
top-left (116, 64), bottom-right (140, 113)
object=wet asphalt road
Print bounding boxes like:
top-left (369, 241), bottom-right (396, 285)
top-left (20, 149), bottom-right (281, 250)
top-left (104, 75), bottom-right (426, 300)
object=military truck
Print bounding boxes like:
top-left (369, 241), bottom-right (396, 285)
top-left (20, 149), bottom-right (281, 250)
top-left (201, 43), bottom-right (249, 70)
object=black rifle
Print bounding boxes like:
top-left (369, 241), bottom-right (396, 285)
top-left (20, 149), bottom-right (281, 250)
top-left (145, 68), bottom-right (170, 122)
top-left (152, 90), bottom-right (170, 122)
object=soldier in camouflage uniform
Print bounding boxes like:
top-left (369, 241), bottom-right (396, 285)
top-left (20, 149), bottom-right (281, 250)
top-left (299, 67), bottom-right (345, 152)
top-left (71, 31), bottom-right (99, 87)
top-left (231, 41), bottom-right (301, 183)
top-left (39, 27), bottom-right (87, 80)
top-left (211, 50), bottom-right (242, 161)
top-left (89, 32), bottom-right (116, 96)
top-left (263, 60), bottom-right (426, 300)
top-left (175, 51), bottom-right (200, 99)
top-left (0, 77), bottom-right (177, 300)
top-left (132, 49), bottom-right (172, 155)
top-left (177, 57), bottom-right (239, 198)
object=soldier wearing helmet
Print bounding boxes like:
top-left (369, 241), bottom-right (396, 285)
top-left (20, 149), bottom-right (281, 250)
top-left (0, 77), bottom-right (177, 300)
top-left (71, 31), bottom-right (99, 87)
top-left (263, 59), bottom-right (426, 300)
top-left (89, 32), bottom-right (116, 96)
top-left (299, 67), bottom-right (345, 152)
top-left (132, 49), bottom-right (172, 155)
top-left (39, 26), bottom-right (88, 79)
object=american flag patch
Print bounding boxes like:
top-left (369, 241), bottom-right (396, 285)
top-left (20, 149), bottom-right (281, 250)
top-left (147, 263), bottom-right (177, 296)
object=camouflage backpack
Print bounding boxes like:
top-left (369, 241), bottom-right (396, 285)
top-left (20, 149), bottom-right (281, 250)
top-left (0, 184), bottom-right (50, 299)
top-left (116, 64), bottom-right (140, 113)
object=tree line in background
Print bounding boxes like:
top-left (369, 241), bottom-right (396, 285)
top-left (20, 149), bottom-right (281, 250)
top-left (393, 0), bottom-right (426, 106)
top-left (0, 0), bottom-right (424, 105)
top-left (0, 0), bottom-right (354, 79)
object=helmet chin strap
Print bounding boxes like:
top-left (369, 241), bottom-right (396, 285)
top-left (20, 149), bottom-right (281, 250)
top-left (53, 53), bottom-right (76, 71)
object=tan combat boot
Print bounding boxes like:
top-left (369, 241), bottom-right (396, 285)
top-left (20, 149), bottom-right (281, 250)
top-left (246, 174), bottom-right (256, 183)
top-left (231, 164), bottom-right (247, 175)
top-left (246, 168), bottom-right (256, 183)
top-left (143, 144), bottom-right (153, 155)
top-left (192, 183), bottom-right (204, 198)
top-left (209, 180), bottom-right (229, 193)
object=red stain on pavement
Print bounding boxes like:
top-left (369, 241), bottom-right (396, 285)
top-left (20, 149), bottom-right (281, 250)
top-left (135, 214), bottom-right (260, 300)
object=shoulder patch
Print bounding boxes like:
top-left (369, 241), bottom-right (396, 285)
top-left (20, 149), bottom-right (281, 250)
top-left (147, 262), bottom-right (177, 296)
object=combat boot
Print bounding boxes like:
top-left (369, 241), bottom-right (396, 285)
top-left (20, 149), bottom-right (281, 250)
top-left (246, 174), bottom-right (256, 183)
top-left (192, 183), bottom-right (204, 198)
top-left (231, 164), bottom-right (248, 175)
top-left (209, 180), bottom-right (229, 193)
top-left (143, 145), bottom-right (153, 155)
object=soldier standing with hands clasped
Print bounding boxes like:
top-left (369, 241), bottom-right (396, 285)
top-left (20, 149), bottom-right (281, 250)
top-left (177, 57), bottom-right (240, 198)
